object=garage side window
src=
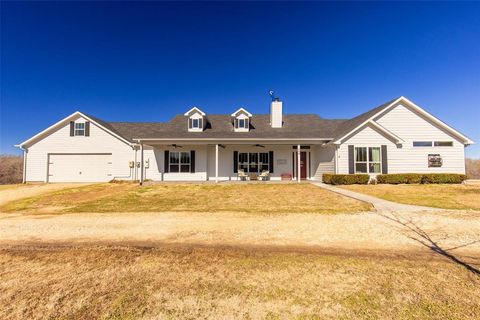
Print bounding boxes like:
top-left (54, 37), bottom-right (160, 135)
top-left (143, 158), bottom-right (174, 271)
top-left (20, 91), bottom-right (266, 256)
top-left (74, 123), bottom-right (85, 136)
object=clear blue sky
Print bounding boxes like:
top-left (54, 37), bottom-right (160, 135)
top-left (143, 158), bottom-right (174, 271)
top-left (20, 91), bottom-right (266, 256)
top-left (1, 2), bottom-right (479, 157)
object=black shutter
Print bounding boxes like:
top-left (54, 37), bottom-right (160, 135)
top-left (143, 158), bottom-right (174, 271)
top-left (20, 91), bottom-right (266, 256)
top-left (164, 150), bottom-right (169, 173)
top-left (234, 119), bottom-right (238, 129)
top-left (381, 145), bottom-right (388, 174)
top-left (269, 151), bottom-right (274, 173)
top-left (233, 151), bottom-right (238, 173)
top-left (348, 145), bottom-right (355, 174)
top-left (85, 121), bottom-right (90, 136)
top-left (70, 121), bottom-right (74, 136)
top-left (188, 118), bottom-right (192, 129)
top-left (245, 118), bottom-right (249, 129)
top-left (190, 150), bottom-right (195, 173)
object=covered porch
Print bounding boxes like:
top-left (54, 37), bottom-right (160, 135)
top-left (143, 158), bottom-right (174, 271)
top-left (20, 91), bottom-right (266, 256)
top-left (134, 139), bottom-right (335, 184)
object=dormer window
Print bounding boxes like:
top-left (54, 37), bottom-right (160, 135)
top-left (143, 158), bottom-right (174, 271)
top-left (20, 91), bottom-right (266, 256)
top-left (231, 107), bottom-right (252, 132)
top-left (184, 107), bottom-right (206, 132)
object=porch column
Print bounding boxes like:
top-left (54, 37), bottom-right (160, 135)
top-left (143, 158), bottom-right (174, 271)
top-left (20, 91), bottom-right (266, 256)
top-left (215, 144), bottom-right (219, 183)
top-left (297, 144), bottom-right (301, 182)
top-left (140, 143), bottom-right (144, 185)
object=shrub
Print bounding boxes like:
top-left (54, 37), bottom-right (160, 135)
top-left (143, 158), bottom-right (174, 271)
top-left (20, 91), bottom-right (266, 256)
top-left (376, 174), bottom-right (422, 184)
top-left (376, 173), bottom-right (467, 184)
top-left (322, 173), bottom-right (369, 185)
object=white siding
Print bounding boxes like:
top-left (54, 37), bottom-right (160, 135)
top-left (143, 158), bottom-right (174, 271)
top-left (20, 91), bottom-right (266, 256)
top-left (25, 116), bottom-right (135, 182)
top-left (337, 104), bottom-right (466, 174)
top-left (311, 145), bottom-right (335, 180)
top-left (206, 145), bottom-right (298, 181)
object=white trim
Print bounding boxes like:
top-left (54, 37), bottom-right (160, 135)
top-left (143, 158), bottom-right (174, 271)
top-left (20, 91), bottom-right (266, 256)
top-left (184, 107), bottom-right (206, 116)
top-left (231, 107), bottom-right (252, 117)
top-left (367, 120), bottom-right (404, 143)
top-left (16, 111), bottom-right (133, 148)
top-left (134, 138), bottom-right (333, 141)
top-left (332, 96), bottom-right (474, 145)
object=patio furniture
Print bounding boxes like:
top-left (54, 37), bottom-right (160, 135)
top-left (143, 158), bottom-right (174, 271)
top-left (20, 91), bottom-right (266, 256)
top-left (259, 170), bottom-right (270, 181)
top-left (237, 169), bottom-right (248, 181)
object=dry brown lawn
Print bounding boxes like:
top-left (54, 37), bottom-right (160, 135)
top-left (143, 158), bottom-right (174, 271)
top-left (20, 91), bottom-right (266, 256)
top-left (341, 184), bottom-right (480, 210)
top-left (0, 245), bottom-right (479, 320)
top-left (1, 183), bottom-right (371, 214)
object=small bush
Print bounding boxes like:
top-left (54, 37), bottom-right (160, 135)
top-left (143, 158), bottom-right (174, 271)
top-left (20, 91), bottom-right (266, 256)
top-left (376, 173), bottom-right (467, 184)
top-left (322, 174), bottom-right (370, 185)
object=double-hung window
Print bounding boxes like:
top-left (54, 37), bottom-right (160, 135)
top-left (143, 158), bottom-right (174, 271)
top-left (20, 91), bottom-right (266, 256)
top-left (238, 152), bottom-right (269, 173)
top-left (355, 147), bottom-right (381, 173)
top-left (74, 122), bottom-right (85, 136)
top-left (169, 151), bottom-right (191, 173)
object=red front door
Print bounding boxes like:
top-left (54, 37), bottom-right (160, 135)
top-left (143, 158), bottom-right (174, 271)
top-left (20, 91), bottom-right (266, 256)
top-left (300, 152), bottom-right (307, 179)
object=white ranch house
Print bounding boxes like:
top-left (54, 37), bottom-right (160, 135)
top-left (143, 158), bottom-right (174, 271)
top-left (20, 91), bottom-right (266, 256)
top-left (16, 96), bottom-right (474, 183)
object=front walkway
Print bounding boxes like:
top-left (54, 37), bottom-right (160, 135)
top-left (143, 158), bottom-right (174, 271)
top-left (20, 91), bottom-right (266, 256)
top-left (311, 182), bottom-right (441, 212)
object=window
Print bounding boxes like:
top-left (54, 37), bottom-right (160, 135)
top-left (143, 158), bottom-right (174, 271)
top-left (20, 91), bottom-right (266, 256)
top-left (234, 118), bottom-right (249, 130)
top-left (413, 141), bottom-right (432, 147)
top-left (192, 119), bottom-right (199, 128)
top-left (189, 118), bottom-right (202, 130)
top-left (238, 152), bottom-right (269, 173)
top-left (355, 147), bottom-right (381, 173)
top-left (169, 151), bottom-right (190, 173)
top-left (434, 141), bottom-right (453, 147)
top-left (74, 122), bottom-right (85, 136)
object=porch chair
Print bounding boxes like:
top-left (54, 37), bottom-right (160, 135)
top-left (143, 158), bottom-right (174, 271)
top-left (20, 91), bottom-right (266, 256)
top-left (237, 169), bottom-right (248, 181)
top-left (259, 170), bottom-right (270, 181)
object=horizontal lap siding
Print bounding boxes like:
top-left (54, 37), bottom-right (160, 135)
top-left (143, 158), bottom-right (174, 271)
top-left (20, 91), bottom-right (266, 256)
top-left (337, 104), bottom-right (466, 175)
top-left (207, 145), bottom-right (294, 181)
top-left (150, 145), bottom-right (208, 181)
top-left (25, 116), bottom-right (134, 182)
top-left (338, 125), bottom-right (396, 174)
top-left (312, 145), bottom-right (335, 180)
top-left (375, 104), bottom-right (465, 174)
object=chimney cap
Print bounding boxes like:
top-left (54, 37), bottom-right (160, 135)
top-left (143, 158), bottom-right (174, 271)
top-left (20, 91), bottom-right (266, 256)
top-left (273, 97), bottom-right (280, 102)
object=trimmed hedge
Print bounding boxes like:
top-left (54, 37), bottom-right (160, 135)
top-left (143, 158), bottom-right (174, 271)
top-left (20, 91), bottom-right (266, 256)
top-left (322, 173), bottom-right (370, 185)
top-left (376, 173), bottom-right (467, 184)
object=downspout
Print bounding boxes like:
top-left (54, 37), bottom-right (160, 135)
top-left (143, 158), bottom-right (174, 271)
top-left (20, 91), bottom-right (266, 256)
top-left (19, 147), bottom-right (27, 183)
top-left (140, 143), bottom-right (144, 185)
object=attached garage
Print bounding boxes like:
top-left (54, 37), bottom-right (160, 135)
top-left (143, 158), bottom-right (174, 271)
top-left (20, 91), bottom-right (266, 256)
top-left (48, 153), bottom-right (112, 182)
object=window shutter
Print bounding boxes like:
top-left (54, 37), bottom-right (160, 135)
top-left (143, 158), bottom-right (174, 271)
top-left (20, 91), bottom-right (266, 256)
top-left (190, 150), bottom-right (195, 173)
top-left (233, 151), bottom-right (238, 173)
top-left (164, 150), bottom-right (169, 173)
top-left (70, 121), bottom-right (74, 136)
top-left (85, 121), bottom-right (90, 136)
top-left (348, 145), bottom-right (355, 174)
top-left (245, 118), bottom-right (249, 129)
top-left (199, 118), bottom-right (203, 129)
top-left (269, 151), bottom-right (274, 173)
top-left (234, 119), bottom-right (238, 129)
top-left (189, 118), bottom-right (193, 129)
top-left (381, 145), bottom-right (388, 174)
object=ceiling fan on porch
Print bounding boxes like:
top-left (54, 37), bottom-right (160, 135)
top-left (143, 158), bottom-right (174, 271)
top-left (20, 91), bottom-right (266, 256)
top-left (168, 144), bottom-right (183, 148)
top-left (253, 144), bottom-right (265, 148)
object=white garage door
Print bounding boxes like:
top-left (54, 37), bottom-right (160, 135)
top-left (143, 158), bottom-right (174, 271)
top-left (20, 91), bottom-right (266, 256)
top-left (48, 154), bottom-right (112, 182)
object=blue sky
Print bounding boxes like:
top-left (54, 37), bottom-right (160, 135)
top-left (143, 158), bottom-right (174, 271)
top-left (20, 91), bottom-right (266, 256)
top-left (1, 2), bottom-right (479, 157)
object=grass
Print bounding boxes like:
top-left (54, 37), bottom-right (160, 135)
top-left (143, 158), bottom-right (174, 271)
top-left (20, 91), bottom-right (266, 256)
top-left (0, 245), bottom-right (479, 319)
top-left (1, 182), bottom-right (371, 214)
top-left (340, 184), bottom-right (480, 210)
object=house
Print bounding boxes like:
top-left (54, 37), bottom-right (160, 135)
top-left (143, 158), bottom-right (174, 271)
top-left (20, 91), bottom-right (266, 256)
top-left (15, 96), bottom-right (474, 183)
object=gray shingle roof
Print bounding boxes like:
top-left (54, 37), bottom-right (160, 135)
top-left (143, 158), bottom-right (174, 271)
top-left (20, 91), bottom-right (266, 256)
top-left (86, 98), bottom-right (401, 143)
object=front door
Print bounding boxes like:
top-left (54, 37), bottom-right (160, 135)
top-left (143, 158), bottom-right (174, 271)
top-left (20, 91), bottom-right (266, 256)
top-left (300, 152), bottom-right (307, 179)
